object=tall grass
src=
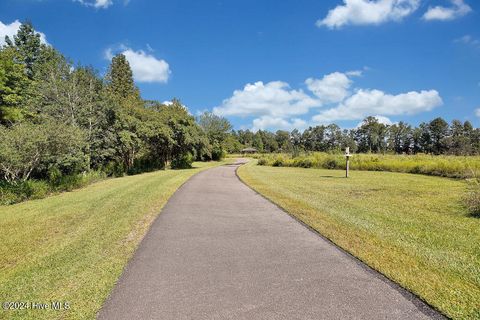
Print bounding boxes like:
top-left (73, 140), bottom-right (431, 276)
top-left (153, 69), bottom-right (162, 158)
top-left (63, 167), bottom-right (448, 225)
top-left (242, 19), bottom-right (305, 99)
top-left (465, 178), bottom-right (480, 217)
top-left (257, 153), bottom-right (480, 179)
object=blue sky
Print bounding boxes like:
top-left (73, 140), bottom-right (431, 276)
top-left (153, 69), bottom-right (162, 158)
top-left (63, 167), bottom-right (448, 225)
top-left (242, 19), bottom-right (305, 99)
top-left (1, 0), bottom-right (479, 131)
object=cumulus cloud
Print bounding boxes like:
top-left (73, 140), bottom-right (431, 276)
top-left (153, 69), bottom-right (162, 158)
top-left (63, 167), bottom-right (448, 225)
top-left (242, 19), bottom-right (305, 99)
top-left (75, 0), bottom-right (113, 9)
top-left (317, 0), bottom-right (420, 29)
top-left (123, 49), bottom-right (170, 83)
top-left (475, 108), bottom-right (480, 118)
top-left (306, 71), bottom-right (356, 104)
top-left (0, 20), bottom-right (48, 46)
top-left (105, 46), bottom-right (171, 83)
top-left (214, 70), bottom-right (442, 131)
top-left (252, 116), bottom-right (307, 132)
top-left (423, 0), bottom-right (471, 21)
top-left (312, 89), bottom-right (443, 123)
top-left (213, 81), bottom-right (319, 118)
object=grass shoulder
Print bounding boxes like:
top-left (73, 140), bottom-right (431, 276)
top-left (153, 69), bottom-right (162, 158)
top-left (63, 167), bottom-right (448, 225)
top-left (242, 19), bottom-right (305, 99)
top-left (0, 161), bottom-right (225, 320)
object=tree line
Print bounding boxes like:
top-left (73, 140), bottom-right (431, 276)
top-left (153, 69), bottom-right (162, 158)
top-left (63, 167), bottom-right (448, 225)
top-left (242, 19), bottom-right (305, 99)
top-left (225, 116), bottom-right (480, 156)
top-left (2, 23), bottom-right (479, 186)
top-left (0, 22), bottom-right (231, 185)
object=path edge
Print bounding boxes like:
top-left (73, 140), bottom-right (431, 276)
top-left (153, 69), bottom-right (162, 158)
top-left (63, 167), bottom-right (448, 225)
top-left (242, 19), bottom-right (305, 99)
top-left (96, 163), bottom-right (223, 319)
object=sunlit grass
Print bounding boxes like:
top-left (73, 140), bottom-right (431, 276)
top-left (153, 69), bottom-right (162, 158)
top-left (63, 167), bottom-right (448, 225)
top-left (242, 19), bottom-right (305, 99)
top-left (0, 161), bottom-right (223, 320)
top-left (238, 161), bottom-right (480, 319)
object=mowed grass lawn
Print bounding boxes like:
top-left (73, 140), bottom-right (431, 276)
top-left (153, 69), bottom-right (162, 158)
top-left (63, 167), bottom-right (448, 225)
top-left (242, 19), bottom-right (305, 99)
top-left (238, 161), bottom-right (480, 320)
top-left (0, 161), bottom-right (223, 320)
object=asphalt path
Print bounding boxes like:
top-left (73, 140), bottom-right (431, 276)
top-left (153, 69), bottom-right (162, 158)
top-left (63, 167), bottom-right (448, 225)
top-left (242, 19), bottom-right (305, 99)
top-left (98, 160), bottom-right (443, 320)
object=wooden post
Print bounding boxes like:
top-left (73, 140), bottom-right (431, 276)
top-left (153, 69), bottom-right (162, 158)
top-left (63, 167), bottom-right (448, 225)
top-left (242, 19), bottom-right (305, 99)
top-left (346, 156), bottom-right (349, 178)
top-left (345, 147), bottom-right (350, 178)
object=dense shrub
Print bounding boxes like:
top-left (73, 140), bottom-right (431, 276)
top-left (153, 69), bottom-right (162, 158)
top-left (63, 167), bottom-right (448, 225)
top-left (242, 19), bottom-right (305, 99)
top-left (0, 171), bottom-right (106, 205)
top-left (211, 143), bottom-right (226, 161)
top-left (272, 158), bottom-right (284, 167)
top-left (171, 153), bottom-right (194, 169)
top-left (325, 158), bottom-right (340, 169)
top-left (257, 158), bottom-right (267, 166)
top-left (103, 161), bottom-right (126, 177)
top-left (0, 180), bottom-right (50, 205)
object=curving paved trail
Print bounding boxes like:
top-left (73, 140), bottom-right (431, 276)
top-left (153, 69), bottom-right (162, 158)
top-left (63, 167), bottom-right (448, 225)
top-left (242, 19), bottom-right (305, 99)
top-left (98, 160), bottom-right (443, 320)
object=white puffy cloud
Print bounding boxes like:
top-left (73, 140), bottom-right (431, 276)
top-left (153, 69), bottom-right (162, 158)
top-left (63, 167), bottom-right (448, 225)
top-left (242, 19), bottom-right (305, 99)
top-left (252, 116), bottom-right (307, 132)
top-left (317, 0), bottom-right (420, 29)
top-left (214, 70), bottom-right (442, 131)
top-left (305, 71), bottom-right (356, 104)
top-left (423, 0), bottom-right (471, 21)
top-left (475, 108), bottom-right (480, 118)
top-left (0, 20), bottom-right (48, 46)
top-left (105, 46), bottom-right (171, 83)
top-left (213, 81), bottom-right (319, 118)
top-left (75, 0), bottom-right (113, 9)
top-left (313, 89), bottom-right (443, 123)
top-left (123, 49), bottom-right (170, 83)
top-left (454, 35), bottom-right (480, 49)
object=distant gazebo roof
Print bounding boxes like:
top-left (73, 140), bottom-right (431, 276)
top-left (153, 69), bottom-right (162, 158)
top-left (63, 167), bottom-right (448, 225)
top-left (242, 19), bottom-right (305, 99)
top-left (241, 147), bottom-right (257, 153)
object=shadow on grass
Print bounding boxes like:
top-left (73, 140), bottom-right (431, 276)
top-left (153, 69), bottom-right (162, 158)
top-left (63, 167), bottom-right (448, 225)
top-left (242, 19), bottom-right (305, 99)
top-left (318, 175), bottom-right (347, 179)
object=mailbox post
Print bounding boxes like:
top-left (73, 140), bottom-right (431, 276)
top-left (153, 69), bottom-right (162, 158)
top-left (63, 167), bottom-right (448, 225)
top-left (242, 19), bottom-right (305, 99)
top-left (345, 147), bottom-right (351, 178)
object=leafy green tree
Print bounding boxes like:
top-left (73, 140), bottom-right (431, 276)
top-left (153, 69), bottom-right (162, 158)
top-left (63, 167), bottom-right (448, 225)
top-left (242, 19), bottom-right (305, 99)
top-left (103, 53), bottom-right (145, 171)
top-left (38, 120), bottom-right (87, 176)
top-left (5, 21), bottom-right (45, 79)
top-left (449, 119), bottom-right (471, 155)
top-left (388, 121), bottom-right (412, 154)
top-left (428, 117), bottom-right (449, 155)
top-left (0, 47), bottom-right (31, 124)
top-left (256, 130), bottom-right (278, 153)
top-left (198, 111), bottom-right (232, 142)
top-left (325, 124), bottom-right (342, 151)
top-left (355, 117), bottom-right (388, 153)
top-left (0, 123), bottom-right (47, 182)
top-left (0, 121), bottom-right (85, 183)
top-left (302, 126), bottom-right (326, 151)
top-left (237, 129), bottom-right (254, 147)
top-left (223, 132), bottom-right (244, 153)
top-left (275, 130), bottom-right (292, 152)
top-left (411, 127), bottom-right (423, 154)
top-left (340, 129), bottom-right (357, 153)
top-left (252, 133), bottom-right (264, 152)
top-left (198, 111), bottom-right (232, 160)
top-left (470, 128), bottom-right (480, 155)
top-left (290, 129), bottom-right (303, 156)
top-left (105, 54), bottom-right (140, 100)
top-left (112, 106), bottom-right (144, 171)
top-left (156, 99), bottom-right (205, 168)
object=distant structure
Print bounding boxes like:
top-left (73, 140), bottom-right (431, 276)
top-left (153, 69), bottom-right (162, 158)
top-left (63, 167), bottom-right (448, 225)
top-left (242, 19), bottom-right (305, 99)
top-left (241, 147), bottom-right (257, 155)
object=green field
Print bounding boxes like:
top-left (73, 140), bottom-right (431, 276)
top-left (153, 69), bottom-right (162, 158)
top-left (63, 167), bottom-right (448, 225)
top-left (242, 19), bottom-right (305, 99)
top-left (256, 152), bottom-right (480, 179)
top-left (0, 161), bottom-right (223, 320)
top-left (238, 161), bottom-right (480, 319)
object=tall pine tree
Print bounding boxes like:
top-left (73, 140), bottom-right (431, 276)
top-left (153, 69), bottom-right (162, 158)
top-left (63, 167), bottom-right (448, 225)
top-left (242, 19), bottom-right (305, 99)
top-left (105, 54), bottom-right (140, 100)
top-left (5, 21), bottom-right (45, 79)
